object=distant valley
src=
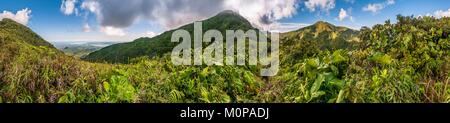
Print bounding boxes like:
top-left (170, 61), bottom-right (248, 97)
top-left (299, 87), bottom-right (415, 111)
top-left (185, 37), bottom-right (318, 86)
top-left (51, 41), bottom-right (125, 58)
top-left (1, 10), bottom-right (450, 103)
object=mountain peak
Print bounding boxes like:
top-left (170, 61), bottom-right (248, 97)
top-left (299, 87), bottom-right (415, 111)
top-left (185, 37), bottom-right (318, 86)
top-left (203, 10), bottom-right (254, 31)
top-left (308, 21), bottom-right (335, 32)
top-left (1, 18), bottom-right (14, 22)
top-left (85, 9), bottom-right (256, 63)
top-left (313, 21), bottom-right (333, 28)
top-left (1, 18), bottom-right (23, 27)
top-left (314, 21), bottom-right (331, 25)
top-left (1, 18), bottom-right (55, 48)
top-left (218, 10), bottom-right (239, 15)
top-left (212, 10), bottom-right (246, 20)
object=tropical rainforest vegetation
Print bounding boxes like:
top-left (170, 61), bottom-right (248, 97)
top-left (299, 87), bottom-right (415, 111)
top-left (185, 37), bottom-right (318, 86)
top-left (0, 10), bottom-right (449, 103)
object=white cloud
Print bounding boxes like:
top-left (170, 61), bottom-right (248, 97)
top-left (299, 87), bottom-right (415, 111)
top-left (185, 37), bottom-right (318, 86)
top-left (434, 8), bottom-right (450, 18)
top-left (58, 0), bottom-right (301, 39)
top-left (100, 26), bottom-right (126, 36)
top-left (338, 8), bottom-right (351, 21)
top-left (0, 8), bottom-right (32, 25)
top-left (61, 0), bottom-right (78, 15)
top-left (81, 0), bottom-right (98, 13)
top-left (144, 31), bottom-right (159, 38)
top-left (83, 23), bottom-right (91, 32)
top-left (224, 0), bottom-right (299, 30)
top-left (304, 0), bottom-right (335, 12)
top-left (270, 22), bottom-right (310, 33)
top-left (419, 8), bottom-right (450, 18)
top-left (387, 0), bottom-right (395, 5)
top-left (80, 0), bottom-right (99, 23)
top-left (362, 3), bottom-right (384, 13)
top-left (75, 0), bottom-right (299, 33)
top-left (362, 0), bottom-right (395, 14)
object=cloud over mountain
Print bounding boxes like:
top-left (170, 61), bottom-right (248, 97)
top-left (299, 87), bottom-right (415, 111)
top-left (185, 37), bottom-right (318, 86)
top-left (0, 8), bottom-right (32, 25)
top-left (64, 0), bottom-right (299, 34)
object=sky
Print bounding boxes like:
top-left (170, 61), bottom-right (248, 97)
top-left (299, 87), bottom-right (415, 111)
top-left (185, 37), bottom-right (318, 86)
top-left (1, 0), bottom-right (450, 42)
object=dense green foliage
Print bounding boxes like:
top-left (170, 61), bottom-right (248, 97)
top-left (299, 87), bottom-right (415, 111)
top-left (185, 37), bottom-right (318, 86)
top-left (1, 13), bottom-right (449, 103)
top-left (1, 18), bottom-right (110, 102)
top-left (278, 15), bottom-right (450, 103)
top-left (280, 21), bottom-right (359, 65)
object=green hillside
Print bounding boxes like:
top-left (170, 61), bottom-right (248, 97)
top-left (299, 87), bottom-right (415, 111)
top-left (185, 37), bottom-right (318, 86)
top-left (280, 21), bottom-right (359, 65)
top-left (84, 10), bottom-right (256, 64)
top-left (1, 14), bottom-right (449, 103)
top-left (277, 16), bottom-right (450, 103)
top-left (0, 18), bottom-right (55, 48)
top-left (0, 19), bottom-right (113, 103)
top-left (0, 17), bottom-right (266, 103)
top-left (282, 21), bottom-right (359, 50)
top-left (85, 12), bottom-right (360, 65)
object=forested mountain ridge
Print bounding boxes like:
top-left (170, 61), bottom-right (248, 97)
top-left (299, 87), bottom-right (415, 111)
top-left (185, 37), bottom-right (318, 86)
top-left (83, 10), bottom-right (256, 64)
top-left (85, 11), bottom-right (360, 64)
top-left (280, 21), bottom-right (359, 65)
top-left (278, 15), bottom-right (450, 103)
top-left (281, 21), bottom-right (359, 50)
top-left (1, 14), bottom-right (449, 103)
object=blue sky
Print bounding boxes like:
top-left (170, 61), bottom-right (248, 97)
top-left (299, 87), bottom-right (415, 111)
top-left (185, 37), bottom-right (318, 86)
top-left (281, 0), bottom-right (450, 29)
top-left (1, 0), bottom-right (449, 42)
